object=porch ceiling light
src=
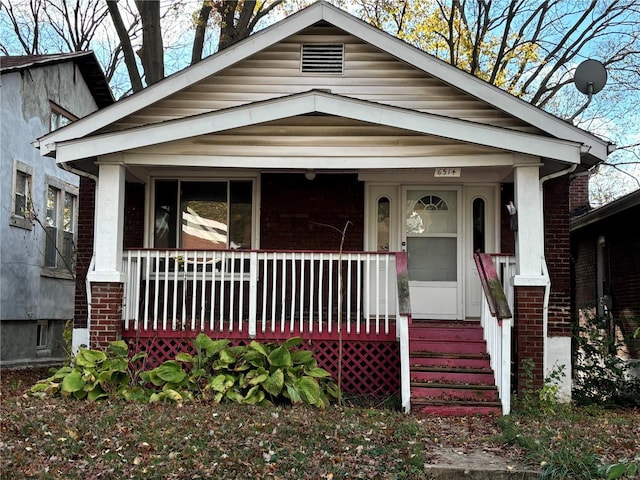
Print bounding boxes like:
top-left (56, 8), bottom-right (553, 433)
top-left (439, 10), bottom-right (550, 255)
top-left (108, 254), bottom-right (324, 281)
top-left (305, 169), bottom-right (316, 181)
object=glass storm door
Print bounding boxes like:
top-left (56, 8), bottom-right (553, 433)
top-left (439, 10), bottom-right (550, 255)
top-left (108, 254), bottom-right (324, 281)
top-left (403, 188), bottom-right (461, 319)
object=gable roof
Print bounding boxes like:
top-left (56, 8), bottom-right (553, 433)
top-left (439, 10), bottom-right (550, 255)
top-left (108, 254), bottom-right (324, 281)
top-left (37, 1), bottom-right (609, 165)
top-left (54, 89), bottom-right (584, 166)
top-left (1, 51), bottom-right (114, 108)
top-left (571, 188), bottom-right (640, 231)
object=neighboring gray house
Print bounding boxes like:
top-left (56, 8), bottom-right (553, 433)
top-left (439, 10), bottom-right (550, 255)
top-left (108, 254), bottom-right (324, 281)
top-left (1, 52), bottom-right (112, 367)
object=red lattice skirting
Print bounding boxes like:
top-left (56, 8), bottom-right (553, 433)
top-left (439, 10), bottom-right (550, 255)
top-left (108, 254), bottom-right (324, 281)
top-left (122, 327), bottom-right (400, 397)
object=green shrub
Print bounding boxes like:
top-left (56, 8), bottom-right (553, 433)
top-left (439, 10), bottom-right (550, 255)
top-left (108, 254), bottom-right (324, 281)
top-left (142, 335), bottom-right (337, 408)
top-left (31, 335), bottom-right (338, 409)
top-left (573, 312), bottom-right (640, 406)
top-left (30, 340), bottom-right (148, 401)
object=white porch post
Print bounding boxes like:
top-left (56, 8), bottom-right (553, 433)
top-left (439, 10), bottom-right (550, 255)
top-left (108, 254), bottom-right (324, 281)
top-left (512, 154), bottom-right (548, 391)
top-left (513, 155), bottom-right (543, 278)
top-left (86, 156), bottom-right (127, 349)
top-left (90, 158), bottom-right (126, 282)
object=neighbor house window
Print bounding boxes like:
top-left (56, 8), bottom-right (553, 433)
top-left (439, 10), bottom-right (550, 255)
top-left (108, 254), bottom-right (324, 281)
top-left (154, 179), bottom-right (254, 250)
top-left (10, 161), bottom-right (33, 230)
top-left (36, 320), bottom-right (48, 349)
top-left (43, 177), bottom-right (77, 273)
top-left (49, 102), bottom-right (75, 131)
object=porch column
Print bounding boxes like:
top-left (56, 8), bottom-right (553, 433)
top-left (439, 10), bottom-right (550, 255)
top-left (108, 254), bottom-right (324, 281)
top-left (512, 155), bottom-right (547, 391)
top-left (87, 157), bottom-right (127, 350)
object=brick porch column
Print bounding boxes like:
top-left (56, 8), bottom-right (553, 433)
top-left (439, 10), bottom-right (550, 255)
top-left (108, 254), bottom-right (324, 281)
top-left (515, 285), bottom-right (546, 391)
top-left (87, 158), bottom-right (126, 352)
top-left (89, 282), bottom-right (123, 351)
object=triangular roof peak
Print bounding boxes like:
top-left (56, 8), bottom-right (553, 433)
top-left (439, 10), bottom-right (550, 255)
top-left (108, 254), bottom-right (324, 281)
top-left (38, 0), bottom-right (608, 163)
top-left (54, 89), bottom-right (583, 166)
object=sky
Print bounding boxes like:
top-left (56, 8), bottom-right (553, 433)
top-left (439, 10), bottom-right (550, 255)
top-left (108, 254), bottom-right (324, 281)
top-left (1, 0), bottom-right (638, 204)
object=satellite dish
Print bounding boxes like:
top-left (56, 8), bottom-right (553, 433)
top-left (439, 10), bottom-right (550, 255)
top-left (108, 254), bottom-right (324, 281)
top-left (574, 59), bottom-right (607, 98)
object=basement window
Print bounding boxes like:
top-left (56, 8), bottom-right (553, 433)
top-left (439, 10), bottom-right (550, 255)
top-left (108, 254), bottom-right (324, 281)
top-left (301, 44), bottom-right (344, 74)
top-left (36, 320), bottom-right (48, 349)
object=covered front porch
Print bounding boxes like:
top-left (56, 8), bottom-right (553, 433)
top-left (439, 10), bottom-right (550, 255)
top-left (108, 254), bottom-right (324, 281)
top-left (95, 245), bottom-right (518, 414)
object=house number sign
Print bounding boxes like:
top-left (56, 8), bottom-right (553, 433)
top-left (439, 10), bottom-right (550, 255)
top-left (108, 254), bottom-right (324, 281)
top-left (434, 168), bottom-right (461, 177)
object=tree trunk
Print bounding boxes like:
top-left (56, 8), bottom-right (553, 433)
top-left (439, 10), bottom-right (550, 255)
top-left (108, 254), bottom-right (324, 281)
top-left (106, 0), bottom-right (143, 93)
top-left (135, 0), bottom-right (164, 85)
top-left (192, 0), bottom-right (213, 64)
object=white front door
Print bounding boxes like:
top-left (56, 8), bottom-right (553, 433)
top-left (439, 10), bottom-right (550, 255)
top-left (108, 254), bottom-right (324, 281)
top-left (402, 188), bottom-right (461, 319)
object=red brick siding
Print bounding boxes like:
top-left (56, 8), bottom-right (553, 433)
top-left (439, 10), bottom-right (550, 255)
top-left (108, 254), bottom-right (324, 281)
top-left (515, 286), bottom-right (546, 390)
top-left (89, 282), bottom-right (123, 350)
top-left (572, 237), bottom-right (597, 309)
top-left (500, 183), bottom-right (516, 255)
top-left (260, 173), bottom-right (364, 251)
top-left (544, 176), bottom-right (571, 336)
top-left (74, 176), bottom-right (96, 329)
top-left (571, 202), bottom-right (640, 357)
top-left (124, 182), bottom-right (145, 248)
top-left (569, 174), bottom-right (590, 214)
top-left (604, 209), bottom-right (640, 357)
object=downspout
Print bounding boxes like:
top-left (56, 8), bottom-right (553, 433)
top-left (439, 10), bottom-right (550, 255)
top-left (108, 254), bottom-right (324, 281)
top-left (538, 163), bottom-right (578, 375)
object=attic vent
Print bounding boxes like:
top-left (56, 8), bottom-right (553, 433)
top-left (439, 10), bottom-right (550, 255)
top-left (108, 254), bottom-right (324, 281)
top-left (301, 44), bottom-right (344, 74)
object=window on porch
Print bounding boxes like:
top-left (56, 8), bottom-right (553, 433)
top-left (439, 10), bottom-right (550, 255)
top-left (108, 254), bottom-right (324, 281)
top-left (154, 179), bottom-right (253, 250)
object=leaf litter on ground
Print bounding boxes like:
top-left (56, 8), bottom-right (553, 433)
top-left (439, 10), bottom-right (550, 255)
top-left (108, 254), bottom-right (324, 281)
top-left (1, 368), bottom-right (638, 479)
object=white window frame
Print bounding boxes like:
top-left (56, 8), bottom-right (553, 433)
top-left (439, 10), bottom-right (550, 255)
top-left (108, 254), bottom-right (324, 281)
top-left (42, 175), bottom-right (78, 279)
top-left (10, 160), bottom-right (34, 230)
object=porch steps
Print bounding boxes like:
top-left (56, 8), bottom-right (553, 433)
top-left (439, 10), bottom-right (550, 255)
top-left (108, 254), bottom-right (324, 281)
top-left (409, 321), bottom-right (502, 416)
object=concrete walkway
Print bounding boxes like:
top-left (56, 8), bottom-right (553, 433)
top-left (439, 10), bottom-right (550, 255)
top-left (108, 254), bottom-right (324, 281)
top-left (424, 447), bottom-right (540, 479)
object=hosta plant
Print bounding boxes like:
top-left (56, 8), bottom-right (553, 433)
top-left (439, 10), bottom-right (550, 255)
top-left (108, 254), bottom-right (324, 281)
top-left (145, 334), bottom-right (338, 408)
top-left (30, 335), bottom-right (338, 409)
top-left (30, 340), bottom-right (148, 401)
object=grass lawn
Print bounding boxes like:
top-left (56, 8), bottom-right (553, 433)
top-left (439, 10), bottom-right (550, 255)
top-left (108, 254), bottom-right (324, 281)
top-left (1, 367), bottom-right (638, 479)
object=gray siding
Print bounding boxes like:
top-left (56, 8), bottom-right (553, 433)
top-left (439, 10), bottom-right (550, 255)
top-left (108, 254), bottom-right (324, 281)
top-left (1, 62), bottom-right (98, 367)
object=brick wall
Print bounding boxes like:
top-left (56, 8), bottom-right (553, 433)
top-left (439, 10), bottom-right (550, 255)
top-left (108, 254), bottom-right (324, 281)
top-left (569, 174), bottom-right (590, 215)
top-left (544, 176), bottom-right (572, 336)
top-left (89, 282), bottom-right (123, 350)
top-left (260, 173), bottom-right (364, 251)
top-left (74, 176), bottom-right (96, 329)
top-left (605, 209), bottom-right (640, 357)
top-left (515, 286), bottom-right (546, 390)
top-left (124, 182), bottom-right (145, 248)
top-left (571, 202), bottom-right (640, 357)
top-left (500, 183), bottom-right (516, 254)
top-left (572, 237), bottom-right (597, 310)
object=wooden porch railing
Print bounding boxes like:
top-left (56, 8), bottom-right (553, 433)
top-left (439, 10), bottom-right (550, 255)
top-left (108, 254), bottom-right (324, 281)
top-left (122, 249), bottom-right (406, 338)
top-left (474, 253), bottom-right (515, 415)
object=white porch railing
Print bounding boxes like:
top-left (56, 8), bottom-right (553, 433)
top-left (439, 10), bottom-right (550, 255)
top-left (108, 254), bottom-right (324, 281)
top-left (478, 254), bottom-right (516, 415)
top-left (122, 249), bottom-right (402, 337)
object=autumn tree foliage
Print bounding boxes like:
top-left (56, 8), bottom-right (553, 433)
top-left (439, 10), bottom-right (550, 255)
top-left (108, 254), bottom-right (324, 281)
top-left (2, 0), bottom-right (639, 195)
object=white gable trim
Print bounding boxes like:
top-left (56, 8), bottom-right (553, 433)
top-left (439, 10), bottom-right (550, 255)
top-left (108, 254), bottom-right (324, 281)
top-left (40, 1), bottom-right (605, 161)
top-left (54, 91), bottom-right (582, 165)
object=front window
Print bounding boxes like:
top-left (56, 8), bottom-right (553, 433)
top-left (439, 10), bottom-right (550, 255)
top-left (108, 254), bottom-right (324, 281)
top-left (43, 179), bottom-right (77, 272)
top-left (154, 179), bottom-right (253, 250)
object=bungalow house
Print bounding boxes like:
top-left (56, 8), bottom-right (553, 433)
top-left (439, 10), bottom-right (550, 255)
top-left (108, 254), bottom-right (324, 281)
top-left (36, 2), bottom-right (611, 414)
top-left (1, 52), bottom-right (113, 368)
top-left (571, 184), bottom-right (640, 361)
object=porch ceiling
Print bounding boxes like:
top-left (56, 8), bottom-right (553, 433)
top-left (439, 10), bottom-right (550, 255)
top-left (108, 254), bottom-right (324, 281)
top-left (55, 90), bottom-right (583, 168)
